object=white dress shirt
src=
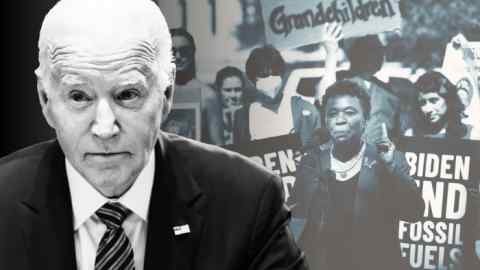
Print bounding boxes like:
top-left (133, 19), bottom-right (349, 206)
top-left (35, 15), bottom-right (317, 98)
top-left (66, 151), bottom-right (155, 270)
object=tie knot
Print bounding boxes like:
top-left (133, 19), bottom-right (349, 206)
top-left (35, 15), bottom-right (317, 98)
top-left (96, 202), bottom-right (131, 229)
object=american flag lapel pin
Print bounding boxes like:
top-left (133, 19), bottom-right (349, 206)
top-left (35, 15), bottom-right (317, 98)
top-left (173, 224), bottom-right (191, 235)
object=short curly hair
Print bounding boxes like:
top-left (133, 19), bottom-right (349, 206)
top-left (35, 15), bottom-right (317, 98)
top-left (321, 80), bottom-right (371, 122)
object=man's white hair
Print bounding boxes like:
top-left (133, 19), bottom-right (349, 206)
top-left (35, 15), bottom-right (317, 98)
top-left (36, 0), bottom-right (174, 93)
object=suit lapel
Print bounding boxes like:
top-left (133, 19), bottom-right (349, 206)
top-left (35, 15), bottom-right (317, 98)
top-left (353, 144), bottom-right (378, 218)
top-left (21, 141), bottom-right (77, 270)
top-left (144, 134), bottom-right (205, 270)
top-left (19, 137), bottom-right (206, 270)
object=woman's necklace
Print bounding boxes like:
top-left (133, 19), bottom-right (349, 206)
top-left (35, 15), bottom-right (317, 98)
top-left (330, 143), bottom-right (365, 181)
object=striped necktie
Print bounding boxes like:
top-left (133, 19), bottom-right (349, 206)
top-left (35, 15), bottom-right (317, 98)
top-left (95, 202), bottom-right (135, 270)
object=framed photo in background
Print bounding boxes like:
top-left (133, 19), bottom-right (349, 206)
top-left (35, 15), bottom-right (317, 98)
top-left (162, 102), bottom-right (201, 141)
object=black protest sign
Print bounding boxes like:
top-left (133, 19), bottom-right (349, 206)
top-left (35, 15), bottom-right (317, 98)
top-left (225, 134), bottom-right (303, 201)
top-left (398, 137), bottom-right (480, 270)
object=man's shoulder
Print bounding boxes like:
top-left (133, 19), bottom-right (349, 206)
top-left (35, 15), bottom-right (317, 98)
top-left (0, 140), bottom-right (54, 174)
top-left (162, 132), bottom-right (280, 196)
top-left (0, 140), bottom-right (56, 202)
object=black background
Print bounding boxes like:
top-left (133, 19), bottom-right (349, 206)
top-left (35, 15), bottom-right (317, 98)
top-left (2, 1), bottom-right (58, 157)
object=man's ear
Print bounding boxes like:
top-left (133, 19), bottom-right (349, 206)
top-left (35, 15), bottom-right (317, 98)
top-left (161, 68), bottom-right (176, 122)
top-left (37, 78), bottom-right (55, 129)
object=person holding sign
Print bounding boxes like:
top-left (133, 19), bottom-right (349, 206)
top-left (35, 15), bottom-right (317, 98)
top-left (233, 23), bottom-right (342, 147)
top-left (292, 80), bottom-right (424, 270)
top-left (404, 71), bottom-right (479, 140)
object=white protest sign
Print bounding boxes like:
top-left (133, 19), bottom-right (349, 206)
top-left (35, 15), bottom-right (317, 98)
top-left (469, 42), bottom-right (480, 89)
top-left (442, 35), bottom-right (480, 127)
top-left (261, 0), bottom-right (402, 49)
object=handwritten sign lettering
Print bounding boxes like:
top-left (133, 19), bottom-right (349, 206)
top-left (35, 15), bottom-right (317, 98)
top-left (262, 0), bottom-right (402, 49)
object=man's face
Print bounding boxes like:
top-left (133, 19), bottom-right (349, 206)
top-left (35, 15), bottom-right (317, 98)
top-left (172, 35), bottom-right (194, 72)
top-left (220, 76), bottom-right (243, 108)
top-left (418, 92), bottom-right (447, 124)
top-left (325, 95), bottom-right (366, 145)
top-left (41, 53), bottom-right (170, 197)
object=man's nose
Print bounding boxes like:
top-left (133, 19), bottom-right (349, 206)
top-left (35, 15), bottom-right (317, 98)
top-left (91, 99), bottom-right (120, 139)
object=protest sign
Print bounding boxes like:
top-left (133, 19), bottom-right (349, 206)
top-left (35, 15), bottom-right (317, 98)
top-left (224, 134), bottom-right (303, 201)
top-left (442, 34), bottom-right (480, 129)
top-left (398, 137), bottom-right (480, 270)
top-left (261, 0), bottom-right (402, 49)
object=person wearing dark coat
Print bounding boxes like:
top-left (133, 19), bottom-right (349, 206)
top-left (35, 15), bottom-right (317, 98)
top-left (291, 80), bottom-right (424, 270)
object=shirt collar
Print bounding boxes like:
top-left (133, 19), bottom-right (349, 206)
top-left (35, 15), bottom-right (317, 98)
top-left (66, 150), bottom-right (155, 230)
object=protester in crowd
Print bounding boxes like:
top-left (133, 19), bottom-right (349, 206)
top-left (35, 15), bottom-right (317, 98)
top-left (170, 28), bottom-right (223, 144)
top-left (338, 34), bottom-right (402, 142)
top-left (213, 66), bottom-right (250, 145)
top-left (404, 71), bottom-right (479, 140)
top-left (235, 23), bottom-right (341, 147)
top-left (0, 1), bottom-right (309, 269)
top-left (291, 80), bottom-right (424, 270)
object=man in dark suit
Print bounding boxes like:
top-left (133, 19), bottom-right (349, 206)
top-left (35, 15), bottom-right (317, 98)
top-left (0, 0), bottom-right (307, 269)
top-left (290, 80), bottom-right (424, 270)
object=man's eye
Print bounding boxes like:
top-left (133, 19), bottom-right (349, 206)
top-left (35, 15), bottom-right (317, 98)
top-left (69, 90), bottom-right (91, 102)
top-left (116, 89), bottom-right (140, 101)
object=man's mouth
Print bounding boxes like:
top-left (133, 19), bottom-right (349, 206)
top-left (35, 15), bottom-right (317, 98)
top-left (85, 152), bottom-right (130, 161)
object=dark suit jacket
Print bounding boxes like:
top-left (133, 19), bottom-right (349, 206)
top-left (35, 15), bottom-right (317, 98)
top-left (291, 144), bottom-right (424, 270)
top-left (0, 132), bottom-right (307, 270)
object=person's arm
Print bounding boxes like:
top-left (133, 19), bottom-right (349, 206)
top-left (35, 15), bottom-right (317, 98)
top-left (383, 150), bottom-right (425, 221)
top-left (374, 122), bottom-right (425, 221)
top-left (315, 23), bottom-right (342, 105)
top-left (247, 175), bottom-right (308, 270)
